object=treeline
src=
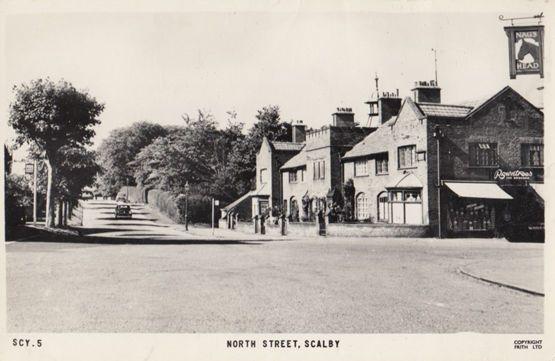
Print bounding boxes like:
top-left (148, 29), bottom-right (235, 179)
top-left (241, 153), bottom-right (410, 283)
top-left (96, 106), bottom-right (292, 220)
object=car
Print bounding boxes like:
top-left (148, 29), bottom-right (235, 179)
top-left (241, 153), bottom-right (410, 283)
top-left (115, 204), bottom-right (132, 219)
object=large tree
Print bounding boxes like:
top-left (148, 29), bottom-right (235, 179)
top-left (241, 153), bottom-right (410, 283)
top-left (9, 78), bottom-right (104, 227)
top-left (97, 121), bottom-right (168, 197)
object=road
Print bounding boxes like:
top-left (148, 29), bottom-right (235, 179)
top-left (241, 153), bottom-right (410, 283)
top-left (6, 200), bottom-right (543, 333)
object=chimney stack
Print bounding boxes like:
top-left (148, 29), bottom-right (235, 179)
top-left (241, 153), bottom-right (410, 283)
top-left (332, 107), bottom-right (355, 127)
top-left (365, 91), bottom-right (402, 127)
top-left (412, 80), bottom-right (441, 103)
top-left (292, 120), bottom-right (306, 143)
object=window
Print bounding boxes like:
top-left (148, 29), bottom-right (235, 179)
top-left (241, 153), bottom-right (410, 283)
top-left (354, 159), bottom-right (368, 176)
top-left (313, 160), bottom-right (325, 180)
top-left (377, 192), bottom-right (389, 221)
top-left (300, 169), bottom-right (305, 182)
top-left (469, 143), bottom-right (498, 167)
top-left (522, 144), bottom-right (543, 167)
top-left (388, 189), bottom-right (422, 224)
top-left (376, 153), bottom-right (389, 175)
top-left (260, 168), bottom-right (268, 184)
top-left (289, 171), bottom-right (298, 183)
top-left (398, 145), bottom-right (416, 169)
top-left (356, 193), bottom-right (370, 220)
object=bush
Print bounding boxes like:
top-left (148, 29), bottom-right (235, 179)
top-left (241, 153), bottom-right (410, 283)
top-left (176, 194), bottom-right (213, 224)
top-left (147, 189), bottom-right (179, 222)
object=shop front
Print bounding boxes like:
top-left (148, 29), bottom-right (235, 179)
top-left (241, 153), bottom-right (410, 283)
top-left (443, 181), bottom-right (513, 237)
top-left (443, 178), bottom-right (544, 241)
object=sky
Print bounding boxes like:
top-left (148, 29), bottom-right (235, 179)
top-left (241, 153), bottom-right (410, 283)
top-left (4, 10), bottom-right (545, 151)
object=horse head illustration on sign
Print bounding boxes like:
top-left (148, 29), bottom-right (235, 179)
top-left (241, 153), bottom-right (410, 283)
top-left (517, 38), bottom-right (539, 64)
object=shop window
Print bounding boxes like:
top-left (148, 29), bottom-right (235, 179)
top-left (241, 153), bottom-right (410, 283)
top-left (521, 144), bottom-right (543, 167)
top-left (356, 192), bottom-right (370, 221)
top-left (388, 189), bottom-right (422, 224)
top-left (377, 192), bottom-right (389, 222)
top-left (354, 159), bottom-right (368, 176)
top-left (398, 145), bottom-right (416, 169)
top-left (469, 142), bottom-right (498, 167)
top-left (289, 171), bottom-right (298, 183)
top-left (376, 153), bottom-right (389, 175)
top-left (447, 200), bottom-right (495, 232)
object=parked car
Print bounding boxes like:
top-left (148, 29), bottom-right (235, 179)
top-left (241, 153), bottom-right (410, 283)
top-left (114, 204), bottom-right (132, 219)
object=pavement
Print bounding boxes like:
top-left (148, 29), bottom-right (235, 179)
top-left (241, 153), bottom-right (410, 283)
top-left (4, 200), bottom-right (544, 333)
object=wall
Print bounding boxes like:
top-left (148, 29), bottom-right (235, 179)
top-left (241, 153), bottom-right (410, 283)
top-left (326, 223), bottom-right (429, 237)
top-left (433, 89), bottom-right (544, 182)
top-left (281, 167), bottom-right (308, 217)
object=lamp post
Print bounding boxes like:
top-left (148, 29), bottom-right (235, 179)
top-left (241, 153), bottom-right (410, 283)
top-left (433, 125), bottom-right (444, 238)
top-left (184, 181), bottom-right (190, 231)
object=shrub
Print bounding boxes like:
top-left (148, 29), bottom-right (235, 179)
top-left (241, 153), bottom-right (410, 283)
top-left (175, 194), bottom-right (213, 224)
top-left (147, 189), bottom-right (179, 222)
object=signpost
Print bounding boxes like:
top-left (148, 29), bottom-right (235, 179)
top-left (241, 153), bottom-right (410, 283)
top-left (500, 13), bottom-right (544, 79)
top-left (25, 161), bottom-right (38, 225)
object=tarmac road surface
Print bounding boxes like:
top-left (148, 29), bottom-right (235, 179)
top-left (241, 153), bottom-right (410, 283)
top-left (6, 200), bottom-right (543, 333)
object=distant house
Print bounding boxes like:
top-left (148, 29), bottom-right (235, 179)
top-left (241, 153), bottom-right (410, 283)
top-left (222, 124), bottom-right (305, 221)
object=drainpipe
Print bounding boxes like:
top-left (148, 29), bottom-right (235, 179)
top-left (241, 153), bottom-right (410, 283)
top-left (433, 125), bottom-right (444, 238)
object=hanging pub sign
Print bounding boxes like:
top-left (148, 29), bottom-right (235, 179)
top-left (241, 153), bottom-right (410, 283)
top-left (493, 169), bottom-right (533, 181)
top-left (504, 25), bottom-right (544, 79)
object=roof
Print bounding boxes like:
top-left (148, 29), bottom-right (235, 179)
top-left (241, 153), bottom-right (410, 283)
top-left (387, 173), bottom-right (423, 188)
top-left (223, 191), bottom-right (254, 211)
top-left (416, 103), bottom-right (473, 118)
top-left (342, 117), bottom-right (394, 160)
top-left (281, 148), bottom-right (307, 170)
top-left (270, 141), bottom-right (304, 152)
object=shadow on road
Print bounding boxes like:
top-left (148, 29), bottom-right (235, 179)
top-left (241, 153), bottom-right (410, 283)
top-left (7, 225), bottom-right (258, 245)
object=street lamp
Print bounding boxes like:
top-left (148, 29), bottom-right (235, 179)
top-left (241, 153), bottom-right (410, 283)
top-left (184, 181), bottom-right (190, 231)
top-left (433, 125), bottom-right (444, 238)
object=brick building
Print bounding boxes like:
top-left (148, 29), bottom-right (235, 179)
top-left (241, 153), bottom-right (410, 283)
top-left (342, 81), bottom-right (544, 239)
top-left (280, 109), bottom-right (373, 221)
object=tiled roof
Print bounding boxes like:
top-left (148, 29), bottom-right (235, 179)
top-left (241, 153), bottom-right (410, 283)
top-left (281, 149), bottom-right (307, 170)
top-left (416, 103), bottom-right (473, 118)
top-left (270, 141), bottom-right (304, 152)
top-left (342, 119), bottom-right (394, 160)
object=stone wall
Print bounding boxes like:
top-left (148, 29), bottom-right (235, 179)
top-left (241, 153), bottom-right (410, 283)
top-left (326, 223), bottom-right (430, 237)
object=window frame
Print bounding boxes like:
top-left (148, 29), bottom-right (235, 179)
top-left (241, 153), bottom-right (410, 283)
top-left (468, 142), bottom-right (498, 167)
top-left (398, 145), bottom-right (417, 169)
top-left (259, 168), bottom-right (268, 184)
top-left (521, 143), bottom-right (543, 168)
top-left (354, 159), bottom-right (369, 177)
top-left (288, 170), bottom-right (298, 183)
top-left (375, 153), bottom-right (389, 175)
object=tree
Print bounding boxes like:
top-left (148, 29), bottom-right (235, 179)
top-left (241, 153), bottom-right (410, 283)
top-left (55, 146), bottom-right (100, 225)
top-left (9, 79), bottom-right (104, 227)
top-left (97, 121), bottom-right (168, 197)
top-left (227, 105), bottom-right (290, 194)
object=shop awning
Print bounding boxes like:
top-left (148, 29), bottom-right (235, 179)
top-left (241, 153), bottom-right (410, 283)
top-left (444, 182), bottom-right (513, 200)
top-left (530, 183), bottom-right (545, 202)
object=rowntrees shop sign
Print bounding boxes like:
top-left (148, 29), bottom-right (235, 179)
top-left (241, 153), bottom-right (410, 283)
top-left (493, 169), bottom-right (533, 181)
top-left (504, 25), bottom-right (544, 79)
